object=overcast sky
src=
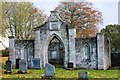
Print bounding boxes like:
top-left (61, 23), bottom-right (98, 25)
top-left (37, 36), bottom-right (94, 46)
top-left (29, 0), bottom-right (119, 30)
top-left (1, 0), bottom-right (119, 47)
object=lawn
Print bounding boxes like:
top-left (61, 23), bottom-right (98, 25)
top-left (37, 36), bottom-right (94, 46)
top-left (1, 57), bottom-right (120, 79)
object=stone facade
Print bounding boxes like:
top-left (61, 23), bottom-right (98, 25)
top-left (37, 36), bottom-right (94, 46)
top-left (9, 11), bottom-right (111, 70)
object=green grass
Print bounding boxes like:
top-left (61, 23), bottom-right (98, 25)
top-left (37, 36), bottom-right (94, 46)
top-left (1, 68), bottom-right (119, 79)
top-left (1, 57), bottom-right (120, 79)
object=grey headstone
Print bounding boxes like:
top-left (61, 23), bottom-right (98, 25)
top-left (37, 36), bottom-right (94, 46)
top-left (45, 63), bottom-right (55, 77)
top-left (30, 58), bottom-right (40, 68)
top-left (78, 72), bottom-right (88, 80)
top-left (5, 60), bottom-right (12, 73)
top-left (19, 59), bottom-right (27, 73)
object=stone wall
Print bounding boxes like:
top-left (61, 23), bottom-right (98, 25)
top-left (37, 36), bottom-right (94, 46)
top-left (9, 36), bottom-right (15, 67)
top-left (103, 36), bottom-right (111, 69)
top-left (14, 40), bottom-right (34, 67)
top-left (97, 33), bottom-right (111, 70)
top-left (34, 20), bottom-right (69, 68)
top-left (75, 37), bottom-right (97, 69)
top-left (34, 11), bottom-right (77, 68)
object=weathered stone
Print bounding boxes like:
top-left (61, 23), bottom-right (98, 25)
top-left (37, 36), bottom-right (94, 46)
top-left (9, 36), bottom-right (15, 67)
top-left (5, 59), bottom-right (12, 73)
top-left (10, 11), bottom-right (111, 70)
top-left (30, 58), bottom-right (41, 68)
top-left (45, 63), bottom-right (55, 77)
top-left (18, 59), bottom-right (27, 73)
top-left (78, 72), bottom-right (88, 80)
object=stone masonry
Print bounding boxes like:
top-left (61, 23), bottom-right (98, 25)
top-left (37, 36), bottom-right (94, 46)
top-left (9, 11), bottom-right (111, 70)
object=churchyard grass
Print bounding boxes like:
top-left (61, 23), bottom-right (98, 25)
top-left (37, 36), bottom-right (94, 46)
top-left (1, 68), bottom-right (119, 78)
top-left (1, 57), bottom-right (119, 79)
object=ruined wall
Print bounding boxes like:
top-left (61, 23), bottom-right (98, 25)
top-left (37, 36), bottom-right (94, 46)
top-left (103, 36), bottom-right (111, 69)
top-left (75, 37), bottom-right (97, 69)
top-left (97, 33), bottom-right (111, 70)
top-left (34, 11), bottom-right (77, 68)
top-left (9, 36), bottom-right (15, 66)
top-left (14, 40), bottom-right (34, 66)
top-left (34, 21), bottom-right (69, 68)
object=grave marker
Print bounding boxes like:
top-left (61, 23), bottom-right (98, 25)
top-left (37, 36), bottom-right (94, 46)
top-left (18, 59), bottom-right (27, 73)
top-left (45, 63), bottom-right (55, 78)
top-left (30, 58), bottom-right (41, 68)
top-left (5, 59), bottom-right (12, 74)
top-left (78, 72), bottom-right (88, 80)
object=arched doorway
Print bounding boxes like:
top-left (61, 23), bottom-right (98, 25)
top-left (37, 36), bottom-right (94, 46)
top-left (48, 35), bottom-right (65, 67)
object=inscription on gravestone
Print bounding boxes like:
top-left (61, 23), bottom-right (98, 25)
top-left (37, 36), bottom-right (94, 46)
top-left (18, 59), bottom-right (27, 73)
top-left (30, 58), bottom-right (40, 68)
top-left (45, 63), bottom-right (55, 78)
top-left (5, 59), bottom-right (12, 73)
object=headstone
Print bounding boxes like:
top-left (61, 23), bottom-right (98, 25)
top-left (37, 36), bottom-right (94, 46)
top-left (78, 72), bottom-right (88, 80)
top-left (45, 63), bottom-right (55, 78)
top-left (18, 59), bottom-right (27, 73)
top-left (68, 62), bottom-right (73, 68)
top-left (30, 58), bottom-right (40, 68)
top-left (16, 58), bottom-right (21, 69)
top-left (5, 59), bottom-right (12, 73)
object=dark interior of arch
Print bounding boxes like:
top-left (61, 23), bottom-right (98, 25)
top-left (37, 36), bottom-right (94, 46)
top-left (48, 36), bottom-right (65, 67)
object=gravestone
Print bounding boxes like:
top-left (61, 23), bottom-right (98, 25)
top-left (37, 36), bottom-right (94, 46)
top-left (45, 63), bottom-right (55, 78)
top-left (30, 58), bottom-right (40, 68)
top-left (68, 62), bottom-right (73, 68)
top-left (16, 58), bottom-right (21, 69)
top-left (5, 59), bottom-right (12, 73)
top-left (18, 59), bottom-right (27, 73)
top-left (78, 72), bottom-right (88, 80)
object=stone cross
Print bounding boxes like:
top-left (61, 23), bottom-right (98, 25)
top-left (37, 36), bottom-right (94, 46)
top-left (45, 63), bottom-right (55, 78)
top-left (18, 59), bottom-right (27, 73)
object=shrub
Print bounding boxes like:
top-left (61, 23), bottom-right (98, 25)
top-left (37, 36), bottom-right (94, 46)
top-left (1, 48), bottom-right (9, 57)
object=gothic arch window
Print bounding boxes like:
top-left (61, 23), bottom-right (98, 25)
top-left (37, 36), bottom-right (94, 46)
top-left (84, 43), bottom-right (90, 60)
top-left (24, 46), bottom-right (28, 60)
top-left (48, 34), bottom-right (65, 64)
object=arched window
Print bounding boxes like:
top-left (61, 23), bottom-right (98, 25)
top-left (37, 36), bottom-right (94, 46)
top-left (24, 47), bottom-right (28, 60)
top-left (84, 43), bottom-right (90, 60)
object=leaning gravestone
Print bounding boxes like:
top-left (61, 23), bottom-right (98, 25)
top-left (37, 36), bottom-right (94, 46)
top-left (78, 72), bottom-right (88, 80)
top-left (30, 58), bottom-right (40, 69)
top-left (18, 59), bottom-right (27, 73)
top-left (5, 59), bottom-right (12, 74)
top-left (45, 63), bottom-right (55, 78)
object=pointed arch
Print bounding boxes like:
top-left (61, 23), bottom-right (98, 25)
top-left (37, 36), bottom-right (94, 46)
top-left (84, 42), bottom-right (90, 60)
top-left (46, 33), bottom-right (65, 65)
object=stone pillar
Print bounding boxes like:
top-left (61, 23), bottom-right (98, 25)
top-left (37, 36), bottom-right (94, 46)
top-left (20, 47), bottom-right (24, 59)
top-left (34, 30), bottom-right (41, 68)
top-left (68, 28), bottom-right (76, 68)
top-left (97, 33), bottom-right (104, 69)
top-left (108, 38), bottom-right (111, 68)
top-left (9, 36), bottom-right (15, 67)
top-left (97, 33), bottom-right (105, 70)
top-left (97, 33), bottom-right (111, 70)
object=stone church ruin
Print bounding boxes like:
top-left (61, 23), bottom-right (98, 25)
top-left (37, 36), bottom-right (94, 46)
top-left (9, 11), bottom-right (111, 70)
